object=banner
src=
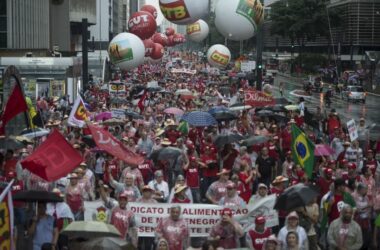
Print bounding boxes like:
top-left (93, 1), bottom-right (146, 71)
top-left (21, 129), bottom-right (83, 182)
top-left (241, 61), bottom-right (256, 72)
top-left (84, 200), bottom-right (278, 237)
top-left (171, 68), bottom-right (197, 75)
top-left (244, 90), bottom-right (275, 107)
top-left (347, 119), bottom-right (358, 141)
top-left (68, 95), bottom-right (88, 127)
top-left (88, 124), bottom-right (144, 166)
top-left (0, 180), bottom-right (15, 250)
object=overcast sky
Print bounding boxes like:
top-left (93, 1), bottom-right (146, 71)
top-left (145, 0), bottom-right (164, 25)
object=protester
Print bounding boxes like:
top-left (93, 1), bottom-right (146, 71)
top-left (277, 212), bottom-right (308, 250)
top-left (246, 216), bottom-right (272, 250)
top-left (206, 168), bottom-right (232, 204)
top-left (327, 204), bottom-right (363, 250)
top-left (65, 173), bottom-right (86, 221)
top-left (218, 182), bottom-right (246, 210)
top-left (148, 170), bottom-right (169, 202)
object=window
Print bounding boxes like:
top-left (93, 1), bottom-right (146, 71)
top-left (0, 16), bottom-right (6, 31)
top-left (0, 32), bottom-right (7, 48)
top-left (0, 0), bottom-right (6, 15)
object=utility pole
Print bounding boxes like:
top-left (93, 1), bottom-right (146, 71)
top-left (256, 0), bottom-right (264, 91)
top-left (82, 18), bottom-right (89, 92)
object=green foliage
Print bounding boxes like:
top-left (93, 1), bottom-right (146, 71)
top-left (270, 0), bottom-right (340, 46)
top-left (294, 53), bottom-right (328, 73)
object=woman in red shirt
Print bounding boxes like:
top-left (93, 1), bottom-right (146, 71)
top-left (238, 161), bottom-right (256, 203)
top-left (170, 185), bottom-right (191, 203)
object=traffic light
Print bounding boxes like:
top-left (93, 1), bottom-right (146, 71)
top-left (258, 64), bottom-right (262, 69)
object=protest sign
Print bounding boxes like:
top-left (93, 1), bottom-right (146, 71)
top-left (347, 119), bottom-right (358, 141)
top-left (241, 61), bottom-right (256, 72)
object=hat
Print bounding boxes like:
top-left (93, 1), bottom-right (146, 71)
top-left (63, 115), bottom-right (69, 119)
top-left (161, 138), bottom-right (171, 146)
top-left (52, 188), bottom-right (64, 198)
top-left (68, 173), bottom-right (78, 179)
top-left (155, 170), bottom-right (164, 177)
top-left (367, 149), bottom-right (373, 154)
top-left (343, 141), bottom-right (351, 146)
top-left (360, 117), bottom-right (365, 121)
top-left (324, 168), bottom-right (333, 175)
top-left (266, 235), bottom-right (278, 245)
top-left (217, 168), bottom-right (230, 176)
top-left (221, 207), bottom-right (233, 217)
top-left (227, 183), bottom-right (237, 189)
top-left (142, 185), bottom-right (154, 192)
top-left (348, 162), bottom-right (357, 170)
top-left (287, 211), bottom-right (299, 219)
top-left (164, 119), bottom-right (176, 127)
top-left (6, 171), bottom-right (16, 179)
top-left (272, 176), bottom-right (288, 185)
top-left (258, 183), bottom-right (268, 189)
top-left (155, 128), bottom-right (165, 137)
top-left (118, 191), bottom-right (128, 200)
top-left (73, 144), bottom-right (80, 149)
top-left (174, 184), bottom-right (188, 194)
top-left (122, 137), bottom-right (129, 142)
top-left (286, 151), bottom-right (292, 156)
top-left (255, 216), bottom-right (266, 225)
top-left (176, 175), bottom-right (185, 181)
top-left (79, 162), bottom-right (87, 167)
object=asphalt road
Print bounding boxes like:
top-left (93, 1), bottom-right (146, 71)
top-left (273, 74), bottom-right (380, 139)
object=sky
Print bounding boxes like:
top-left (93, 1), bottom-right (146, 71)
top-left (145, 0), bottom-right (164, 25)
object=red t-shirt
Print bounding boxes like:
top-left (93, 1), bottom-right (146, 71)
top-left (200, 154), bottom-right (218, 177)
top-left (171, 196), bottom-right (191, 203)
top-left (103, 160), bottom-right (120, 184)
top-left (222, 149), bottom-right (238, 170)
top-left (3, 159), bottom-right (17, 176)
top-left (185, 166), bottom-right (200, 188)
top-left (329, 194), bottom-right (343, 223)
top-left (281, 130), bottom-right (291, 151)
top-left (248, 228), bottom-right (272, 250)
top-left (166, 130), bottom-right (181, 144)
top-left (138, 161), bottom-right (153, 184)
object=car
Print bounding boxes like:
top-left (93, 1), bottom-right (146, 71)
top-left (342, 85), bottom-right (367, 103)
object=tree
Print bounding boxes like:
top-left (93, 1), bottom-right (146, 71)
top-left (270, 0), bottom-right (340, 47)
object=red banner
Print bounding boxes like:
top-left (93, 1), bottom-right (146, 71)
top-left (88, 124), bottom-right (144, 166)
top-left (244, 90), bottom-right (275, 107)
top-left (21, 130), bottom-right (83, 182)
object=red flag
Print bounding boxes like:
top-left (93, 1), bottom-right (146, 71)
top-left (138, 90), bottom-right (148, 113)
top-left (0, 84), bottom-right (28, 135)
top-left (21, 130), bottom-right (83, 182)
top-left (88, 124), bottom-right (144, 166)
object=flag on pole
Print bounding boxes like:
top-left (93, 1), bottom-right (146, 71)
top-left (0, 180), bottom-right (15, 250)
top-left (0, 84), bottom-right (28, 135)
top-left (68, 96), bottom-right (88, 127)
top-left (137, 90), bottom-right (148, 113)
top-left (291, 124), bottom-right (315, 178)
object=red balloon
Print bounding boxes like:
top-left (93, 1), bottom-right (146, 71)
top-left (140, 5), bottom-right (158, 19)
top-left (128, 11), bottom-right (157, 40)
top-left (172, 33), bottom-right (185, 44)
top-left (165, 27), bottom-right (175, 36)
top-left (152, 33), bottom-right (168, 47)
top-left (143, 39), bottom-right (155, 57)
top-left (167, 35), bottom-right (175, 47)
top-left (150, 43), bottom-right (164, 60)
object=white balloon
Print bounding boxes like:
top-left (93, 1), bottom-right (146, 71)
top-left (215, 0), bottom-right (261, 41)
top-left (207, 44), bottom-right (231, 68)
top-left (159, 0), bottom-right (208, 25)
top-left (186, 19), bottom-right (209, 43)
top-left (108, 33), bottom-right (145, 70)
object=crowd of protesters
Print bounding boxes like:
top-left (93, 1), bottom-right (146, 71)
top-left (0, 52), bottom-right (380, 250)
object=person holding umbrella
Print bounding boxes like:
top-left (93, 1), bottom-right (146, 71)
top-left (28, 202), bottom-right (59, 250)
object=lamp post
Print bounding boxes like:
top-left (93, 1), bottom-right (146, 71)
top-left (256, 0), bottom-right (264, 91)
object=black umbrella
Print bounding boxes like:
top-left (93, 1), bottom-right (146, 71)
top-left (271, 114), bottom-right (290, 125)
top-left (13, 190), bottom-right (63, 203)
top-left (82, 135), bottom-right (96, 148)
top-left (150, 147), bottom-right (183, 163)
top-left (256, 110), bottom-right (274, 117)
top-left (213, 111), bottom-right (238, 122)
top-left (125, 110), bottom-right (143, 120)
top-left (263, 105), bottom-right (287, 113)
top-left (147, 86), bottom-right (163, 92)
top-left (214, 134), bottom-right (245, 149)
top-left (275, 97), bottom-right (290, 105)
top-left (240, 136), bottom-right (269, 147)
top-left (274, 184), bottom-right (319, 211)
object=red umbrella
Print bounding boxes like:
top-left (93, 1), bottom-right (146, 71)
top-left (314, 144), bottom-right (335, 156)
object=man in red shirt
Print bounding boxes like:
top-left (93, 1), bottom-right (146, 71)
top-left (199, 146), bottom-right (218, 202)
top-left (221, 144), bottom-right (239, 170)
top-left (183, 156), bottom-right (201, 203)
top-left (137, 152), bottom-right (154, 184)
top-left (246, 216), bottom-right (272, 250)
top-left (317, 168), bottom-right (334, 203)
top-left (280, 122), bottom-right (292, 153)
top-left (2, 149), bottom-right (18, 177)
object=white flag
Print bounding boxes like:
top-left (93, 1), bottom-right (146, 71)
top-left (68, 96), bottom-right (88, 127)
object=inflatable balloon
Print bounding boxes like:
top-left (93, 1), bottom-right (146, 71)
top-left (108, 33), bottom-right (145, 70)
top-left (152, 33), bottom-right (169, 47)
top-left (167, 35), bottom-right (175, 47)
top-left (150, 43), bottom-right (164, 60)
top-left (172, 33), bottom-right (185, 44)
top-left (143, 39), bottom-right (155, 57)
top-left (186, 19), bottom-right (209, 42)
top-left (207, 44), bottom-right (231, 68)
top-left (214, 0), bottom-right (264, 41)
top-left (165, 27), bottom-right (175, 36)
top-left (128, 11), bottom-right (157, 40)
top-left (159, 0), bottom-right (208, 25)
top-left (140, 4), bottom-right (158, 19)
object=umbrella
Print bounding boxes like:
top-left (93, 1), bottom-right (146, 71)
top-left (61, 221), bottom-right (121, 239)
top-left (229, 103), bottom-right (252, 111)
top-left (164, 107), bottom-right (185, 116)
top-left (315, 144), bottom-right (335, 156)
top-left (82, 135), bottom-right (96, 148)
top-left (213, 111), bottom-right (238, 122)
top-left (149, 147), bottom-right (183, 163)
top-left (125, 110), bottom-right (143, 120)
top-left (175, 89), bottom-right (192, 96)
top-left (74, 237), bottom-right (130, 250)
top-left (256, 110), bottom-right (274, 117)
top-left (263, 105), bottom-right (287, 113)
top-left (181, 111), bottom-right (217, 127)
top-left (147, 86), bottom-right (163, 92)
top-left (101, 118), bottom-right (124, 126)
top-left (275, 97), bottom-right (290, 105)
top-left (214, 134), bottom-right (245, 148)
top-left (95, 112), bottom-right (112, 121)
top-left (271, 114), bottom-right (290, 125)
top-left (20, 128), bottom-right (50, 139)
top-left (15, 135), bottom-right (33, 144)
top-left (274, 184), bottom-right (320, 211)
top-left (240, 136), bottom-right (269, 147)
top-left (208, 106), bottom-right (228, 115)
top-left (13, 190), bottom-right (63, 203)
top-left (0, 137), bottom-right (26, 149)
top-left (285, 105), bottom-right (299, 111)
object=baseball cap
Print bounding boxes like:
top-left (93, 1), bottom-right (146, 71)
top-left (255, 216), bottom-right (266, 225)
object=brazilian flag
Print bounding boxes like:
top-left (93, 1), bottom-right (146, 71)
top-left (291, 124), bottom-right (315, 178)
top-left (177, 121), bottom-right (189, 135)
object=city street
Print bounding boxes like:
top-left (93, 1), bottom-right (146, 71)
top-left (273, 74), bottom-right (380, 139)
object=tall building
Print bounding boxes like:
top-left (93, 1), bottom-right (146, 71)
top-left (0, 0), bottom-right (96, 54)
top-left (138, 0), bottom-right (146, 9)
